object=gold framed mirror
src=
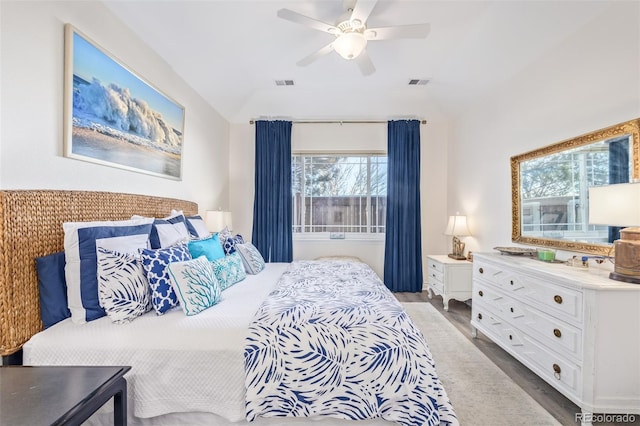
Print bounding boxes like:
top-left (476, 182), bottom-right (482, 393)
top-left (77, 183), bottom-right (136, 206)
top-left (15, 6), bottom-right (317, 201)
top-left (511, 118), bottom-right (640, 255)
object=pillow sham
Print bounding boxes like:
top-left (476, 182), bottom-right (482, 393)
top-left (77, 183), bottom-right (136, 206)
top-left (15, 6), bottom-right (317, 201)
top-left (97, 247), bottom-right (151, 324)
top-left (187, 234), bottom-right (225, 261)
top-left (169, 209), bottom-right (210, 239)
top-left (167, 256), bottom-right (222, 316)
top-left (36, 251), bottom-right (71, 328)
top-left (235, 242), bottom-right (266, 275)
top-left (140, 243), bottom-right (192, 315)
top-left (63, 217), bottom-right (154, 324)
top-left (210, 252), bottom-right (247, 290)
top-left (149, 215), bottom-right (190, 249)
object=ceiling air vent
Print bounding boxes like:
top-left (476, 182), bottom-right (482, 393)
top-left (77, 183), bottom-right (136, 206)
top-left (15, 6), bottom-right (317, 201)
top-left (275, 80), bottom-right (295, 86)
top-left (408, 79), bottom-right (429, 86)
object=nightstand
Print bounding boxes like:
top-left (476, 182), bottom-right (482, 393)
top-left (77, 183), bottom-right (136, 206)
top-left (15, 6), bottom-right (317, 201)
top-left (425, 254), bottom-right (472, 310)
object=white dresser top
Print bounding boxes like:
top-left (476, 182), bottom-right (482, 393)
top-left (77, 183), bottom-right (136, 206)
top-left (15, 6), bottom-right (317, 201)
top-left (474, 252), bottom-right (640, 291)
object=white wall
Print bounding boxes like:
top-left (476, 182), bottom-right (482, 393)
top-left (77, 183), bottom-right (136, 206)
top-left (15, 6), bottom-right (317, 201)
top-left (0, 1), bottom-right (229, 215)
top-left (451, 2), bottom-right (640, 260)
top-left (229, 120), bottom-right (451, 278)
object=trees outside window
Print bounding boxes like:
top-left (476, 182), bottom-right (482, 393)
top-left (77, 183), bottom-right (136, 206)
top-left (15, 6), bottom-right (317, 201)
top-left (292, 154), bottom-right (387, 234)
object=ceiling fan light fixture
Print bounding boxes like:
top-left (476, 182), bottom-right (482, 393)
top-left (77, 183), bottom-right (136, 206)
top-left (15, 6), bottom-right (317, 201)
top-left (333, 32), bottom-right (367, 60)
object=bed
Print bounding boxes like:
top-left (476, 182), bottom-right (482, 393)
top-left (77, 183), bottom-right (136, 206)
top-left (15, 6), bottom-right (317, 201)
top-left (0, 190), bottom-right (457, 426)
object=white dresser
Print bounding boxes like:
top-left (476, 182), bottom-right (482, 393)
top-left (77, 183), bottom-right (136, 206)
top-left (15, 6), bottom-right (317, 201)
top-left (471, 253), bottom-right (640, 423)
top-left (425, 255), bottom-right (472, 311)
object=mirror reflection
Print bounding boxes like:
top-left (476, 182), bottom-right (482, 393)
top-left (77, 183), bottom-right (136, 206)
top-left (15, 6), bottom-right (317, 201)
top-left (511, 118), bottom-right (640, 255)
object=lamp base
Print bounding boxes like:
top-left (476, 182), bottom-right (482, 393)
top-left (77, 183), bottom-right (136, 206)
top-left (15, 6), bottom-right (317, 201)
top-left (609, 272), bottom-right (640, 284)
top-left (448, 253), bottom-right (467, 260)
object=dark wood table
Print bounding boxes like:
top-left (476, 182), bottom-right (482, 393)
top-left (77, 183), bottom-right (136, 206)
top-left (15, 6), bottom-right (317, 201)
top-left (0, 365), bottom-right (131, 425)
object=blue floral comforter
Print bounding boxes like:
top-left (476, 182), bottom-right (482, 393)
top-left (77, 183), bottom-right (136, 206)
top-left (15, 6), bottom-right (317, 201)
top-left (244, 260), bottom-right (458, 426)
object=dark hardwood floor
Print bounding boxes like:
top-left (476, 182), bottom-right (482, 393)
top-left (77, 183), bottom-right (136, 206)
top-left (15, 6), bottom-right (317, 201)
top-left (394, 291), bottom-right (639, 426)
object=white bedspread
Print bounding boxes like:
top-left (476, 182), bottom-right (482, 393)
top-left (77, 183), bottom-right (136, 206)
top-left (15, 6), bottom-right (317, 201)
top-left (23, 263), bottom-right (291, 422)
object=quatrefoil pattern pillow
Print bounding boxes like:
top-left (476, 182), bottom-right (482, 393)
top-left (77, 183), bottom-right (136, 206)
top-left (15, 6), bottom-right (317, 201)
top-left (140, 243), bottom-right (192, 315)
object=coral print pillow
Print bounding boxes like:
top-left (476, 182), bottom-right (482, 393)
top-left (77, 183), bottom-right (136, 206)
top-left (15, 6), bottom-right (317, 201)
top-left (167, 256), bottom-right (222, 316)
top-left (140, 243), bottom-right (192, 315)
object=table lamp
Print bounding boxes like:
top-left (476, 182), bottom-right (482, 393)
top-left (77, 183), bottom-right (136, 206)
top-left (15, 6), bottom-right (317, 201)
top-left (444, 214), bottom-right (471, 260)
top-left (588, 182), bottom-right (640, 284)
top-left (205, 210), bottom-right (233, 232)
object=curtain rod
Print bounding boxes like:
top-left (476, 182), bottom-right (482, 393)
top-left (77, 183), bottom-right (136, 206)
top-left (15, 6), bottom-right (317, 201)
top-left (249, 119), bottom-right (427, 125)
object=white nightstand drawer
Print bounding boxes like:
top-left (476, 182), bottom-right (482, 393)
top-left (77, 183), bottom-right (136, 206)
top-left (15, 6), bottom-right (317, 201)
top-left (426, 258), bottom-right (444, 273)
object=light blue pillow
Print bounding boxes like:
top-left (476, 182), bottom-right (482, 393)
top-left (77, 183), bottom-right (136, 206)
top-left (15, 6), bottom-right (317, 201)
top-left (235, 242), bottom-right (266, 275)
top-left (63, 218), bottom-right (154, 323)
top-left (210, 252), bottom-right (246, 290)
top-left (188, 234), bottom-right (225, 261)
top-left (140, 243), bottom-right (192, 315)
top-left (167, 256), bottom-right (222, 315)
top-left (97, 247), bottom-right (151, 324)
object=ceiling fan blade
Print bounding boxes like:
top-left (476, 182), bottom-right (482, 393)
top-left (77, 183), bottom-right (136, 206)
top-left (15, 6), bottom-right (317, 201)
top-left (364, 23), bottom-right (431, 40)
top-left (349, 0), bottom-right (378, 27)
top-left (277, 9), bottom-right (340, 34)
top-left (355, 50), bottom-right (376, 76)
top-left (297, 42), bottom-right (335, 67)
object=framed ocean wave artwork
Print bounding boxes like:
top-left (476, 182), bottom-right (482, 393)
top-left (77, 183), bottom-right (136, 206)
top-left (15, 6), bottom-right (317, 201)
top-left (63, 24), bottom-right (185, 180)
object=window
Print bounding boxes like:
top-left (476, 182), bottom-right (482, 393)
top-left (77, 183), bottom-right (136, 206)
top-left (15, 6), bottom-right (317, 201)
top-left (292, 154), bottom-right (387, 235)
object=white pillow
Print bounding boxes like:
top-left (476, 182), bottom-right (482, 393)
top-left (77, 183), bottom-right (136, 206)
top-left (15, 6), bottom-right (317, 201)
top-left (235, 242), bottom-right (266, 275)
top-left (167, 256), bottom-right (222, 316)
top-left (63, 217), bottom-right (154, 324)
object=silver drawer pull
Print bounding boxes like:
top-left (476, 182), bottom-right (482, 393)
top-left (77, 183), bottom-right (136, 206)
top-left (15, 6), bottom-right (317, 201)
top-left (553, 363), bottom-right (561, 380)
top-left (554, 295), bottom-right (563, 304)
top-left (553, 328), bottom-right (562, 338)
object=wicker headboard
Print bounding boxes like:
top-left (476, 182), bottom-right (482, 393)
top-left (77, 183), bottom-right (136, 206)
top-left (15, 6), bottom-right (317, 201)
top-left (0, 190), bottom-right (198, 356)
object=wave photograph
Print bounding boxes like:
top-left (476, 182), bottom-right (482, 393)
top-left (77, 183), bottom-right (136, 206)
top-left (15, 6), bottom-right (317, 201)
top-left (66, 25), bottom-right (184, 179)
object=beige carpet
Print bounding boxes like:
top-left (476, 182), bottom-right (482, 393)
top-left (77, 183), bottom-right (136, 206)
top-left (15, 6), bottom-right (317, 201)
top-left (402, 302), bottom-right (561, 426)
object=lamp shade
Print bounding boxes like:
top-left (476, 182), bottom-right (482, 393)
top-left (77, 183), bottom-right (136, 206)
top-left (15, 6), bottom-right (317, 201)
top-left (205, 210), bottom-right (233, 232)
top-left (588, 182), bottom-right (640, 226)
top-left (444, 215), bottom-right (471, 237)
top-left (333, 33), bottom-right (367, 60)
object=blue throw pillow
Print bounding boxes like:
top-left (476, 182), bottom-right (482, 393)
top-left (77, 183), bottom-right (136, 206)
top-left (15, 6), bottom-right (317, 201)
top-left (140, 243), bottom-right (192, 315)
top-left (36, 252), bottom-right (71, 328)
top-left (188, 234), bottom-right (225, 261)
top-left (222, 234), bottom-right (245, 255)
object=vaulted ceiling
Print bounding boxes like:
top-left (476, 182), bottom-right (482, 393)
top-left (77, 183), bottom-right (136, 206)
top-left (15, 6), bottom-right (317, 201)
top-left (103, 1), bottom-right (615, 124)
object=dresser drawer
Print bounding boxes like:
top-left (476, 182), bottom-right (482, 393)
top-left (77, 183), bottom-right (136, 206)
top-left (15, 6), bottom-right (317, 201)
top-left (472, 305), bottom-right (581, 397)
top-left (474, 260), bottom-right (583, 324)
top-left (473, 282), bottom-right (582, 361)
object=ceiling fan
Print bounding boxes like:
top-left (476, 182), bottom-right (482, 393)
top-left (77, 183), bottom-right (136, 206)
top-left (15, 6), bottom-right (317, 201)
top-left (277, 0), bottom-right (430, 76)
